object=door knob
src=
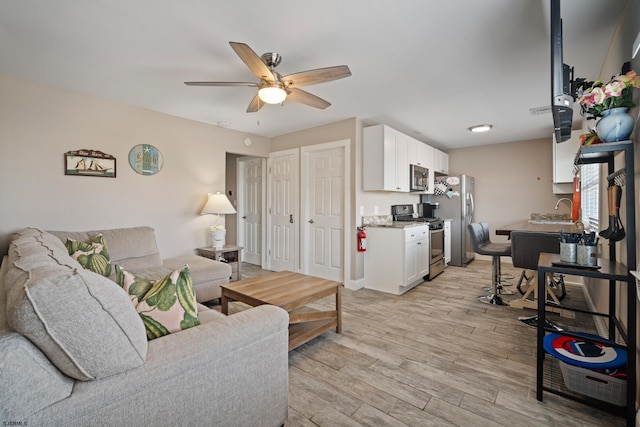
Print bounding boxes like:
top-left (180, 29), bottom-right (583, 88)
top-left (242, 215), bottom-right (247, 219)
top-left (289, 214), bottom-right (294, 224)
top-left (308, 219), bottom-right (314, 224)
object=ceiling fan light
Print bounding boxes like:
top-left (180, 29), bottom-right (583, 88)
top-left (258, 83), bottom-right (286, 104)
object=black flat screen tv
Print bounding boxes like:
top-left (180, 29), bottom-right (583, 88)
top-left (550, 0), bottom-right (573, 143)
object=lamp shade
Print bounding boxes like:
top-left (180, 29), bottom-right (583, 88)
top-left (200, 192), bottom-right (236, 215)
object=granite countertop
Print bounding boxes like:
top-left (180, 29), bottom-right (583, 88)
top-left (495, 220), bottom-right (581, 236)
top-left (366, 222), bottom-right (428, 229)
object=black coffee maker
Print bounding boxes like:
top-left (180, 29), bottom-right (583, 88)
top-left (417, 202), bottom-right (439, 219)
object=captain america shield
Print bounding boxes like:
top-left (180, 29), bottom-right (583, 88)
top-left (543, 332), bottom-right (626, 369)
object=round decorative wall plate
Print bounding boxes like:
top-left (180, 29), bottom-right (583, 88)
top-left (129, 144), bottom-right (163, 175)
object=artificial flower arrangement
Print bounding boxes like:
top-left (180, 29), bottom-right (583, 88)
top-left (210, 225), bottom-right (225, 231)
top-left (577, 70), bottom-right (640, 118)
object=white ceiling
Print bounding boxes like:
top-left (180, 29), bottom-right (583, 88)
top-left (0, 0), bottom-right (627, 150)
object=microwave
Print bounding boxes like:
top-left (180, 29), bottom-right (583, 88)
top-left (410, 164), bottom-right (428, 192)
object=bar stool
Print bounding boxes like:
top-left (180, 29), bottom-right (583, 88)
top-left (468, 222), bottom-right (512, 305)
top-left (480, 222), bottom-right (514, 291)
top-left (509, 231), bottom-right (566, 310)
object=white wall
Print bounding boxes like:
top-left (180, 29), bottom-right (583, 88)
top-left (581, 0), bottom-right (639, 402)
top-left (0, 74), bottom-right (270, 257)
top-left (448, 137), bottom-right (563, 245)
top-left (271, 119), bottom-right (424, 285)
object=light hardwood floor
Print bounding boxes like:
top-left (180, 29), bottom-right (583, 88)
top-left (235, 261), bottom-right (626, 426)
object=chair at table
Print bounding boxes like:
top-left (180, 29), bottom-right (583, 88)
top-left (468, 222), bottom-right (511, 305)
top-left (508, 231), bottom-right (565, 310)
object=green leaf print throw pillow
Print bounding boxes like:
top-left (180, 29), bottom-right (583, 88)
top-left (66, 233), bottom-right (112, 277)
top-left (115, 264), bottom-right (200, 340)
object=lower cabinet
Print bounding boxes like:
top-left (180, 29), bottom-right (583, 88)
top-left (405, 233), bottom-right (430, 284)
top-left (365, 225), bottom-right (429, 295)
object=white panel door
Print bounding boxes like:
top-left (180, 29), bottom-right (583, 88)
top-left (237, 158), bottom-right (264, 265)
top-left (304, 146), bottom-right (344, 281)
top-left (267, 150), bottom-right (299, 272)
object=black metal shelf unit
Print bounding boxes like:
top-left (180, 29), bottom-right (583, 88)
top-left (537, 140), bottom-right (636, 426)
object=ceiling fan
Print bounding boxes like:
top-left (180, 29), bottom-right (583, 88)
top-left (185, 41), bottom-right (352, 113)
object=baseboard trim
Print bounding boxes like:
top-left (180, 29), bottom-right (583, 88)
top-left (347, 277), bottom-right (365, 290)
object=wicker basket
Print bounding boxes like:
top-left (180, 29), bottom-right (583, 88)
top-left (559, 360), bottom-right (626, 406)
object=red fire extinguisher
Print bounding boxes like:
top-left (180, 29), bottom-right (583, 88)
top-left (357, 227), bottom-right (367, 252)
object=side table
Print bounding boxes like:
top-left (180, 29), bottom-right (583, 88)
top-left (197, 245), bottom-right (243, 282)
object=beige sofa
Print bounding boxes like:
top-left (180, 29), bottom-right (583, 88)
top-left (0, 228), bottom-right (289, 426)
top-left (47, 226), bottom-right (231, 303)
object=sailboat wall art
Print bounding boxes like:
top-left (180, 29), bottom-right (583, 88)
top-left (65, 149), bottom-right (116, 178)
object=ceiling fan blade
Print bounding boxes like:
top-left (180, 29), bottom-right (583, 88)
top-left (282, 65), bottom-right (351, 87)
top-left (246, 94), bottom-right (265, 113)
top-left (184, 81), bottom-right (258, 87)
top-left (229, 41), bottom-right (275, 81)
top-left (286, 88), bottom-right (331, 109)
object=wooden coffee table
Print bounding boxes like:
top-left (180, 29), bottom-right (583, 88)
top-left (220, 271), bottom-right (342, 351)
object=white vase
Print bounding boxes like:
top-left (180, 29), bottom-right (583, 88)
top-left (595, 107), bottom-right (634, 142)
top-left (210, 230), bottom-right (226, 249)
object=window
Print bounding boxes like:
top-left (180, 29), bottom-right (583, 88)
top-left (580, 163), bottom-right (600, 232)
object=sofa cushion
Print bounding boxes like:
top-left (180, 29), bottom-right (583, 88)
top-left (115, 264), bottom-right (200, 340)
top-left (0, 332), bottom-right (75, 419)
top-left (48, 226), bottom-right (163, 270)
top-left (65, 233), bottom-right (112, 277)
top-left (164, 254), bottom-right (232, 285)
top-left (1, 254), bottom-right (75, 418)
top-left (4, 228), bottom-right (148, 381)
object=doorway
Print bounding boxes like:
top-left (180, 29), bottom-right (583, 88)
top-left (237, 157), bottom-right (266, 266)
top-left (266, 149), bottom-right (300, 272)
top-left (300, 140), bottom-right (350, 282)
top-left (235, 141), bottom-right (350, 282)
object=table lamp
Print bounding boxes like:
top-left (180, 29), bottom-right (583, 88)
top-left (201, 192), bottom-right (236, 249)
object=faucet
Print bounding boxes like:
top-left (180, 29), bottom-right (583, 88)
top-left (555, 198), bottom-right (573, 212)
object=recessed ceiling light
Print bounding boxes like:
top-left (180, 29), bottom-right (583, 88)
top-left (468, 124), bottom-right (493, 133)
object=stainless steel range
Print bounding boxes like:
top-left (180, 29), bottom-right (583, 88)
top-left (391, 204), bottom-right (445, 280)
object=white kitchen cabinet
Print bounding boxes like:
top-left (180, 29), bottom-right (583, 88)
top-left (363, 125), bottom-right (409, 192)
top-left (408, 138), bottom-right (434, 168)
top-left (552, 130), bottom-right (580, 193)
top-left (365, 225), bottom-right (429, 295)
top-left (444, 219), bottom-right (451, 265)
top-left (434, 148), bottom-right (449, 175)
top-left (405, 227), bottom-right (430, 283)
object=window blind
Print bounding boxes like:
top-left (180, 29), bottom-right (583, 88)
top-left (580, 163), bottom-right (600, 232)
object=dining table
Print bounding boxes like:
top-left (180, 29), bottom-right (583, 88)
top-left (495, 220), bottom-right (581, 237)
top-left (496, 219), bottom-right (583, 311)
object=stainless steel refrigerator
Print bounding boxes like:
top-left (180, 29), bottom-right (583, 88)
top-left (423, 174), bottom-right (475, 266)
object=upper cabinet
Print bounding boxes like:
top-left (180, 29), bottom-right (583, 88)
top-left (552, 130), bottom-right (581, 194)
top-left (408, 138), bottom-right (435, 194)
top-left (363, 125), bottom-right (409, 192)
top-left (364, 124), bottom-right (445, 193)
top-left (434, 149), bottom-right (449, 175)
top-left (407, 138), bottom-right (434, 168)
